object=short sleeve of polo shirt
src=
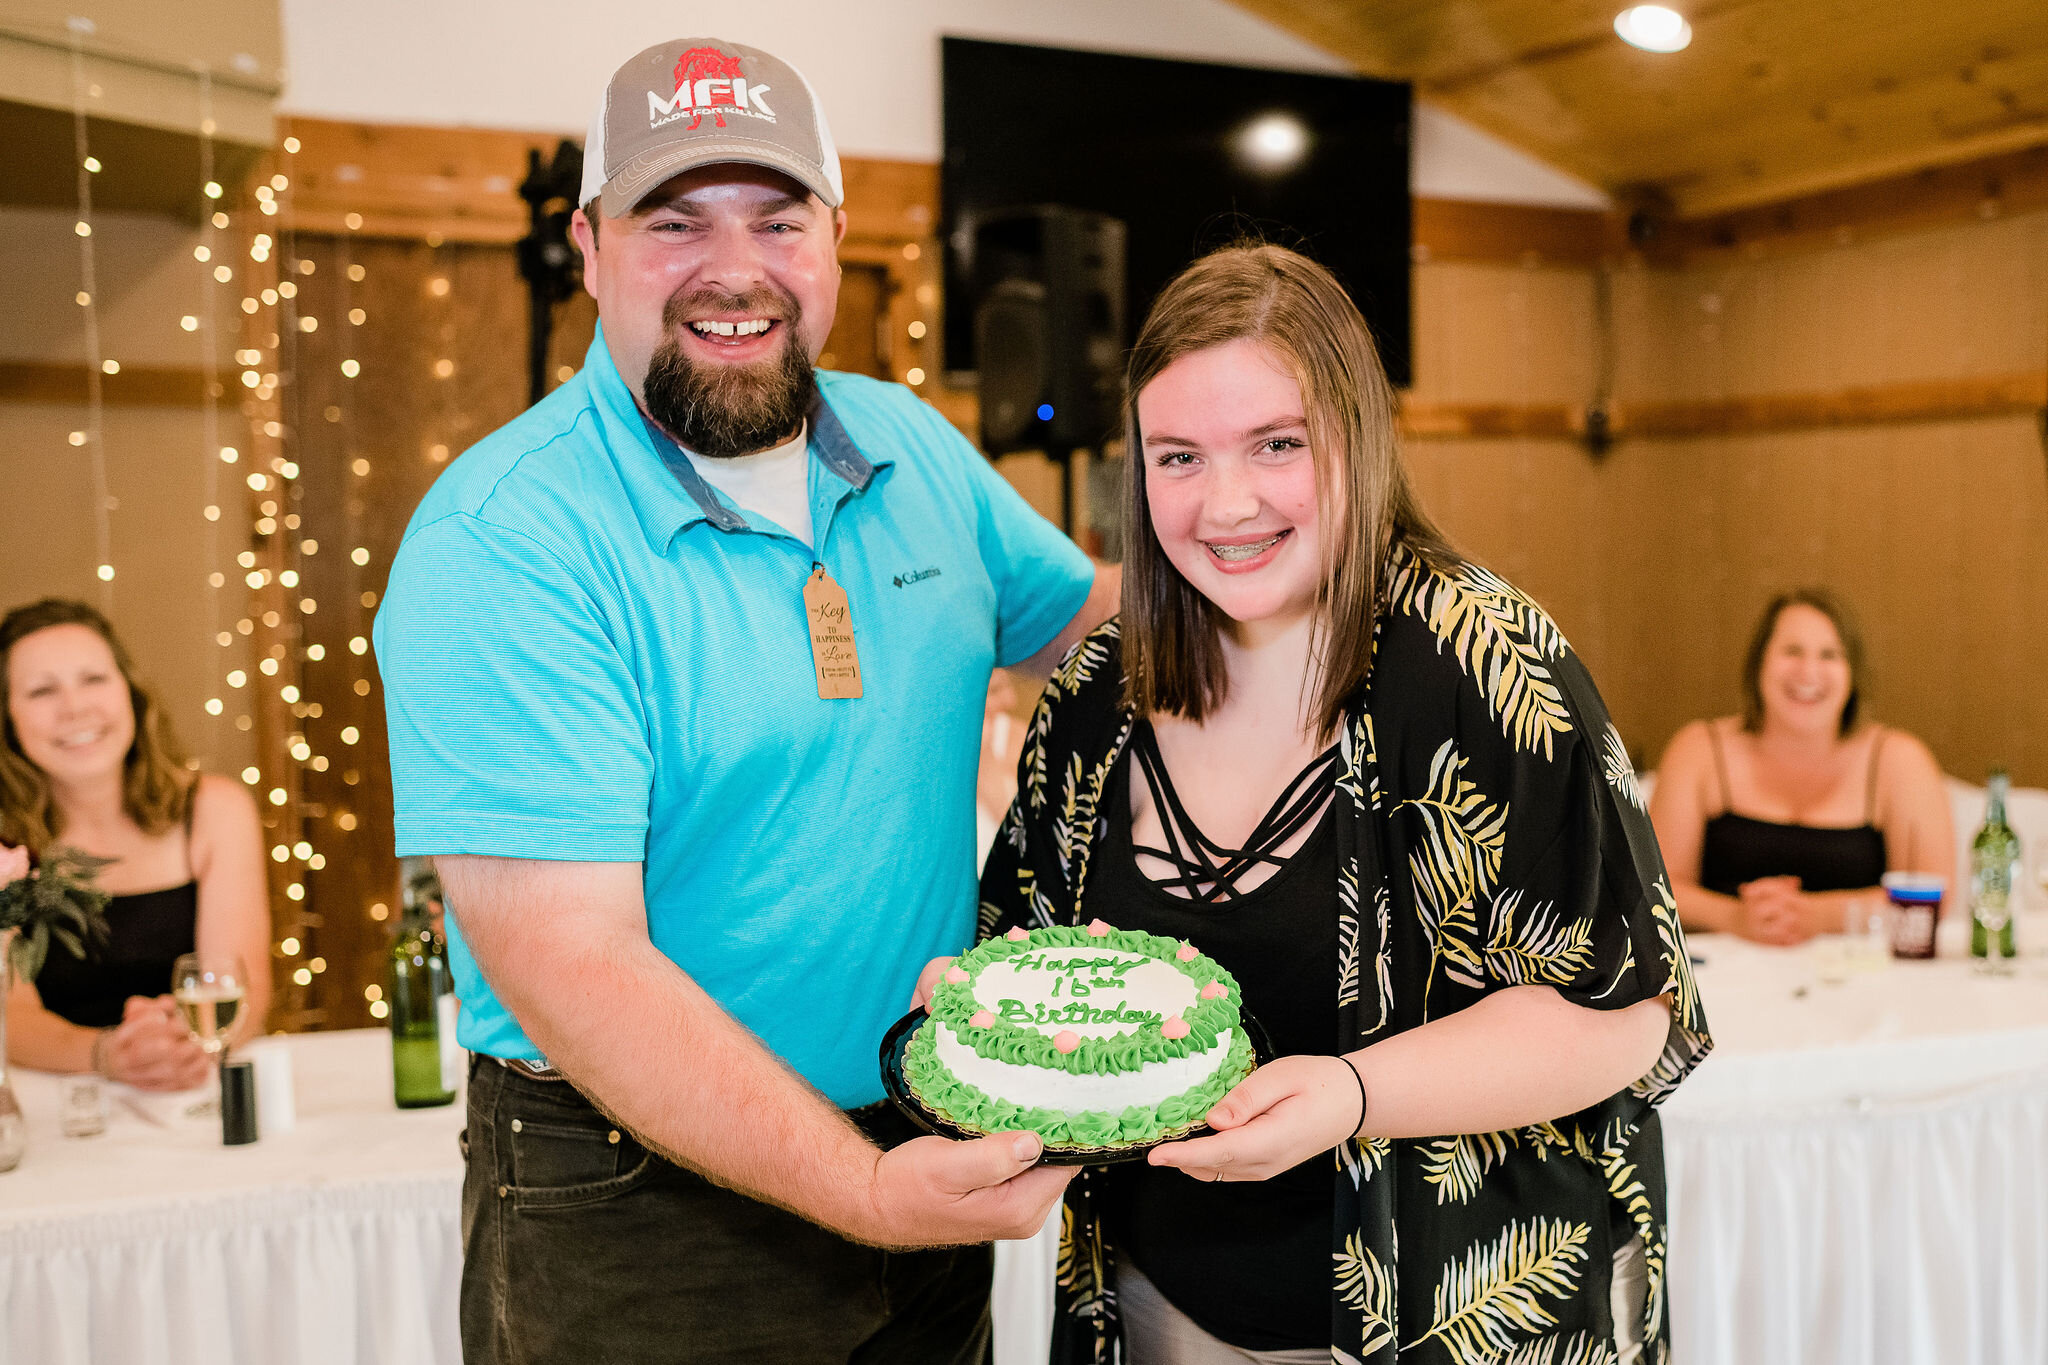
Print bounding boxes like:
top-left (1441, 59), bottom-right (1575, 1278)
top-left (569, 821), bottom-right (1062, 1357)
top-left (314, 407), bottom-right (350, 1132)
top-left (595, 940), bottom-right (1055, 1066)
top-left (941, 419), bottom-right (1093, 668)
top-left (375, 511), bottom-right (653, 861)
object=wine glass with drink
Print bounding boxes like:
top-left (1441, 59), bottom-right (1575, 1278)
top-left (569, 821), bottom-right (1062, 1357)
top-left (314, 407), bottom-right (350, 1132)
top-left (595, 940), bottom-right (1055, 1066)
top-left (172, 952), bottom-right (248, 1064)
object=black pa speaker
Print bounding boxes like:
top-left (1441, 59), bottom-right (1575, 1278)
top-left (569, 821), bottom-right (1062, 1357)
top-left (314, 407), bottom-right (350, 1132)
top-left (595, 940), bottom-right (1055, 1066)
top-left (968, 207), bottom-right (1125, 457)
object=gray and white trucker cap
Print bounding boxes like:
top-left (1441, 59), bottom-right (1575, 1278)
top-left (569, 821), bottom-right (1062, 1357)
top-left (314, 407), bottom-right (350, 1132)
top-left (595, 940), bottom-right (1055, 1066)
top-left (581, 38), bottom-right (844, 215)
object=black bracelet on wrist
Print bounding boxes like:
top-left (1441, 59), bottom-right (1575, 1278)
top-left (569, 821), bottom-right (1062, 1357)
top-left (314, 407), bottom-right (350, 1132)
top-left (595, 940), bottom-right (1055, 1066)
top-left (1340, 1056), bottom-right (1368, 1139)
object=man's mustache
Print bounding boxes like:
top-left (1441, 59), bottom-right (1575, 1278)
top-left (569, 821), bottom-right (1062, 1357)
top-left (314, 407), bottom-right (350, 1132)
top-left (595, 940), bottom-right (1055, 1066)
top-left (663, 287), bottom-right (803, 332)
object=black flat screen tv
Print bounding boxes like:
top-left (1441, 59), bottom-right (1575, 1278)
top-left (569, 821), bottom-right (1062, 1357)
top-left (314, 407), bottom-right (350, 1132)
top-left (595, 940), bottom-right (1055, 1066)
top-left (941, 37), bottom-right (1412, 387)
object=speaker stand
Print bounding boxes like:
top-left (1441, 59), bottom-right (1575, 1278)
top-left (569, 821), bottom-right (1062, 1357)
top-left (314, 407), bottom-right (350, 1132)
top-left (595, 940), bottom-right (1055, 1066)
top-left (1049, 444), bottom-right (1079, 538)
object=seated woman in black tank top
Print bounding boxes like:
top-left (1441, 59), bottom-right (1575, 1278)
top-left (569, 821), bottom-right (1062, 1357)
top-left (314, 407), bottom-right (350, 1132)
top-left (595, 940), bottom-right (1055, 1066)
top-left (2, 599), bottom-right (272, 1089)
top-left (1648, 591), bottom-right (1954, 945)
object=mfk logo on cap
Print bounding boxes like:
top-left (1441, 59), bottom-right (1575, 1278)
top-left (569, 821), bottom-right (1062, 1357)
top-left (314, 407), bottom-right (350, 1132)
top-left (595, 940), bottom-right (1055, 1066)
top-left (649, 47), bottom-right (775, 131)
top-left (583, 37), bottom-right (844, 216)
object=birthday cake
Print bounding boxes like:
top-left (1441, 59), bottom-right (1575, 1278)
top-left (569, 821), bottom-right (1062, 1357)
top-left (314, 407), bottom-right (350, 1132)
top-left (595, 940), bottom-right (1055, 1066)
top-left (902, 921), bottom-right (1256, 1151)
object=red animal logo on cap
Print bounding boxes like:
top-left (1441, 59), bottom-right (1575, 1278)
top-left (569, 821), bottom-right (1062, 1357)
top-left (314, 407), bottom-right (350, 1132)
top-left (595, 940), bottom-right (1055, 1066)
top-left (672, 47), bottom-right (745, 131)
top-left (646, 47), bottom-right (775, 131)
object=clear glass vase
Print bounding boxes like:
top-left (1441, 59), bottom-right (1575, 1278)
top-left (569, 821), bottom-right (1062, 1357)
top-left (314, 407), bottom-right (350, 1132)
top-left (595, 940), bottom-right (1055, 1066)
top-left (0, 967), bottom-right (25, 1172)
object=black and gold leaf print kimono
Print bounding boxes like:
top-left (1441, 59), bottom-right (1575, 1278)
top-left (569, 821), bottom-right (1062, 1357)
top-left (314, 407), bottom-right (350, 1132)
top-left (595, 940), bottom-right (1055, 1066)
top-left (978, 545), bottom-right (1712, 1365)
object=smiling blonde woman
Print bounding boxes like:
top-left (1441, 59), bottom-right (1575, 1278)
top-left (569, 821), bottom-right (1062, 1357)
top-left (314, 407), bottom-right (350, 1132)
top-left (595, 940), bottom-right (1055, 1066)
top-left (954, 243), bottom-right (1713, 1365)
top-left (2, 598), bottom-right (270, 1087)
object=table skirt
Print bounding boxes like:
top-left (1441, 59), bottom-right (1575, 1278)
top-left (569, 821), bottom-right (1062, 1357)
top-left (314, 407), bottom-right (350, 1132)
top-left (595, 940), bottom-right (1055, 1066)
top-left (8, 1031), bottom-right (2043, 1365)
top-left (2, 1173), bottom-right (463, 1365)
top-left (1665, 1067), bottom-right (2048, 1365)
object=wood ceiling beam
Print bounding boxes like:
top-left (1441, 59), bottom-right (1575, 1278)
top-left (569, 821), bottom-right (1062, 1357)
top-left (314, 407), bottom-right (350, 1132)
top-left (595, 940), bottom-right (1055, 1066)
top-left (1410, 141), bottom-right (2048, 268)
top-left (1646, 142), bottom-right (2048, 264)
top-left (1413, 197), bottom-right (1623, 267)
top-left (1672, 118), bottom-right (2048, 218)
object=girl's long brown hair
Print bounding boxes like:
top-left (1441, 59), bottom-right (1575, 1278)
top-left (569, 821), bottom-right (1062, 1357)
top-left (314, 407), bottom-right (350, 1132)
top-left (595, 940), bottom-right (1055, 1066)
top-left (1120, 243), bottom-right (1451, 736)
top-left (1, 598), bottom-right (194, 854)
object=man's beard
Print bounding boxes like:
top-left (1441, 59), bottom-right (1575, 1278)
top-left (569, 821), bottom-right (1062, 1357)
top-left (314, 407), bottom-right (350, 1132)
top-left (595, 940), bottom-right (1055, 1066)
top-left (642, 288), bottom-right (815, 459)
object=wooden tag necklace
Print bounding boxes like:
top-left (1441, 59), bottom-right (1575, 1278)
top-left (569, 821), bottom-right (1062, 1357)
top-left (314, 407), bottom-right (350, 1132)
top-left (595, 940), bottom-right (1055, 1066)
top-left (803, 562), bottom-right (862, 699)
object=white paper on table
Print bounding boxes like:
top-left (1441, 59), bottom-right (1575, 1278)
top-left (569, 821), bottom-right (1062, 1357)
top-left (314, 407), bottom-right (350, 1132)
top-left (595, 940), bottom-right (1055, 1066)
top-left (108, 1073), bottom-right (216, 1130)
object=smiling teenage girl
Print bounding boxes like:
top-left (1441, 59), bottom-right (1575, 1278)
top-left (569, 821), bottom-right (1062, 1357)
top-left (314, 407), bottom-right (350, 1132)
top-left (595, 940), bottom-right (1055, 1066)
top-left (957, 245), bottom-right (1712, 1365)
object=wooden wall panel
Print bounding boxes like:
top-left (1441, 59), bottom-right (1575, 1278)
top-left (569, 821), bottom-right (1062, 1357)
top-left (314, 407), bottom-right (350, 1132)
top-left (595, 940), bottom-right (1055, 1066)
top-left (1400, 412), bottom-right (2048, 788)
top-left (1617, 417), bottom-right (2048, 783)
top-left (1620, 208), bottom-right (2048, 402)
top-left (1617, 206), bottom-right (2048, 782)
top-left (1397, 207), bottom-right (2048, 787)
top-left (1408, 260), bottom-right (1599, 405)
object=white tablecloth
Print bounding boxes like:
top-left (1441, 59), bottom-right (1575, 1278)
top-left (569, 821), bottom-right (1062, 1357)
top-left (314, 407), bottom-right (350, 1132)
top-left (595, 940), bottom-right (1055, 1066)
top-left (987, 937), bottom-right (2048, 1365)
top-left (8, 940), bottom-right (2045, 1365)
top-left (0, 1030), bottom-right (465, 1365)
top-left (1662, 934), bottom-right (2048, 1365)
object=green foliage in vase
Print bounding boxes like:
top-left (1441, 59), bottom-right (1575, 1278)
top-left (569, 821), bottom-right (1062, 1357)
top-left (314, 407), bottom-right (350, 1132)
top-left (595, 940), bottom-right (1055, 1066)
top-left (0, 846), bottom-right (112, 982)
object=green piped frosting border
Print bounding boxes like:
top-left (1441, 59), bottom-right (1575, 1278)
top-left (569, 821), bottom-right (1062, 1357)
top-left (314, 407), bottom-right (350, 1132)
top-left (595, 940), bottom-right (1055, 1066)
top-left (903, 1011), bottom-right (1256, 1149)
top-left (926, 925), bottom-right (1242, 1077)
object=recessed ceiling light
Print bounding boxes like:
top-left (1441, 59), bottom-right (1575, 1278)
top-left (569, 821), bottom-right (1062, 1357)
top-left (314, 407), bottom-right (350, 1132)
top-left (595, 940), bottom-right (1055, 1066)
top-left (1615, 5), bottom-right (1692, 53)
top-left (1235, 112), bottom-right (1312, 174)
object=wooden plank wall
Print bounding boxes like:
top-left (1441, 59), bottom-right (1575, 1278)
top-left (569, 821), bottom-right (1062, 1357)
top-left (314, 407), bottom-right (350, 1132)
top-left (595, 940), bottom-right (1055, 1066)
top-left (1610, 210), bottom-right (2048, 782)
top-left (1400, 202), bottom-right (2048, 784)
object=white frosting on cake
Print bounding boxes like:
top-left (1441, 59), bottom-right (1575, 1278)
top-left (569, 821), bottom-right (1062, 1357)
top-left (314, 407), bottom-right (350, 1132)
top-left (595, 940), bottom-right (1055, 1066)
top-left (971, 948), bottom-right (1197, 1039)
top-left (934, 1019), bottom-right (1237, 1113)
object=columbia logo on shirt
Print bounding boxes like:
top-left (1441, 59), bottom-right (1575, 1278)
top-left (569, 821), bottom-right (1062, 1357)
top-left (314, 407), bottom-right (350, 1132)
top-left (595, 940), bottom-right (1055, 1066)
top-left (892, 567), bottom-right (942, 589)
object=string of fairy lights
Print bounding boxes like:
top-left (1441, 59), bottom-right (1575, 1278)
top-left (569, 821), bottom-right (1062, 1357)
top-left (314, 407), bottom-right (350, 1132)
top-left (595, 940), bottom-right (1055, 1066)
top-left (58, 37), bottom-right (323, 1023)
top-left (196, 69), bottom-right (225, 683)
top-left (330, 217), bottom-right (393, 1024)
top-left (185, 102), bottom-right (385, 1026)
top-left (66, 18), bottom-right (114, 605)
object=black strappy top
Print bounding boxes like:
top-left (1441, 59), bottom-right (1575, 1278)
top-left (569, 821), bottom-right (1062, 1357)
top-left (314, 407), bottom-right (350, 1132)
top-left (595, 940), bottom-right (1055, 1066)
top-left (1091, 722), bottom-right (1342, 1353)
top-left (32, 800), bottom-right (200, 1029)
top-left (1698, 723), bottom-right (1889, 896)
top-left (1123, 720), bottom-right (1344, 902)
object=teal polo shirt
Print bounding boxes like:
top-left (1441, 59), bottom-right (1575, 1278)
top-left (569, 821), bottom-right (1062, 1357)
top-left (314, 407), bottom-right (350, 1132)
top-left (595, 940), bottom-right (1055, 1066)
top-left (374, 330), bottom-right (1091, 1107)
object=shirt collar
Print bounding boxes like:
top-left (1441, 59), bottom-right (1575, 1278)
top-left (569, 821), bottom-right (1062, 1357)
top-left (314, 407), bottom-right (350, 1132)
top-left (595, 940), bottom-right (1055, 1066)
top-left (584, 327), bottom-right (889, 555)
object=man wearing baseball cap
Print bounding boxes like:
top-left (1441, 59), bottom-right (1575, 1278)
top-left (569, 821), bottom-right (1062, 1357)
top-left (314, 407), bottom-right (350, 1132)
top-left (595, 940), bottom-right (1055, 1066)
top-left (375, 36), bottom-right (1115, 1365)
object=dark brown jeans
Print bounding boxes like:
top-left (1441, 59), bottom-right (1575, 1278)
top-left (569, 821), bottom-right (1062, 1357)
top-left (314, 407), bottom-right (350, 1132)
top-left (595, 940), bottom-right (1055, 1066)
top-left (459, 1057), bottom-right (992, 1365)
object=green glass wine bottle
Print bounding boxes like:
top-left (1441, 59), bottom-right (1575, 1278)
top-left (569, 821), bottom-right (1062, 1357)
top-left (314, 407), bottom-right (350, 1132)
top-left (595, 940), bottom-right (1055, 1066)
top-left (390, 860), bottom-right (458, 1107)
top-left (1970, 769), bottom-right (2020, 960)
